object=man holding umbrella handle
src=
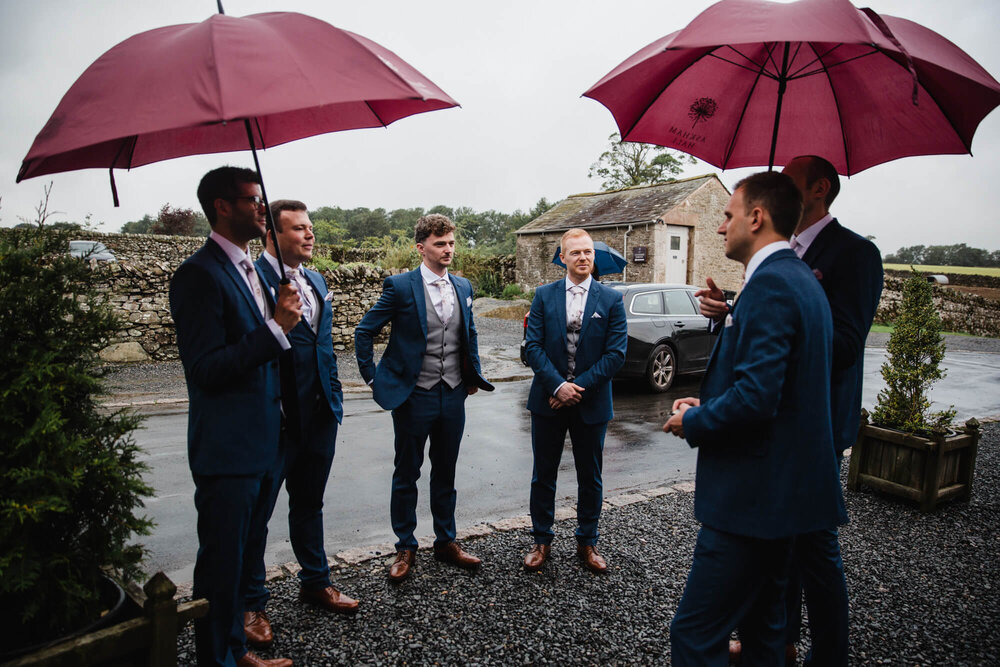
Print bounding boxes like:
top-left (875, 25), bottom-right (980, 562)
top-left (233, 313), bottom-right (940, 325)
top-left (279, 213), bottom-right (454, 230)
top-left (170, 166), bottom-right (301, 667)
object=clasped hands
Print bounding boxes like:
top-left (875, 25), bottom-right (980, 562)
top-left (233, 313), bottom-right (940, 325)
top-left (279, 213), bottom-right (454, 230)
top-left (663, 397), bottom-right (699, 438)
top-left (548, 382), bottom-right (584, 410)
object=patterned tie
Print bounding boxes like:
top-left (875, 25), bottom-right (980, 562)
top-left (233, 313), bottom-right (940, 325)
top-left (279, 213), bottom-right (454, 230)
top-left (288, 268), bottom-right (314, 329)
top-left (434, 278), bottom-right (454, 325)
top-left (566, 285), bottom-right (585, 379)
top-left (240, 258), bottom-right (267, 318)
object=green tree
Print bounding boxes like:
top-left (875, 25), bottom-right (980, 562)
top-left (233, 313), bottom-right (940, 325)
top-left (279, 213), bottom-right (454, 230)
top-left (588, 132), bottom-right (695, 191)
top-left (150, 204), bottom-right (198, 236)
top-left (121, 214), bottom-right (155, 234)
top-left (871, 272), bottom-right (950, 434)
top-left (0, 229), bottom-right (152, 649)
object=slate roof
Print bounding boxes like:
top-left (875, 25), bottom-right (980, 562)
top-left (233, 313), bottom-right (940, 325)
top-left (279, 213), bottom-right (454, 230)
top-left (516, 174), bottom-right (722, 235)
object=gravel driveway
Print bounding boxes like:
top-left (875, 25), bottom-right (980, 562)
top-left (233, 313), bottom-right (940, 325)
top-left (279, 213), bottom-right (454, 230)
top-left (174, 424), bottom-right (1000, 665)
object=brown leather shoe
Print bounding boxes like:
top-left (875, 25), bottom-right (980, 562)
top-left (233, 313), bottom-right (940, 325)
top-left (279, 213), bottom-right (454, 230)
top-left (523, 544), bottom-right (550, 572)
top-left (243, 610), bottom-right (273, 649)
top-left (728, 640), bottom-right (795, 664)
top-left (433, 541), bottom-right (482, 570)
top-left (236, 649), bottom-right (292, 667)
top-left (576, 544), bottom-right (608, 573)
top-left (388, 549), bottom-right (416, 582)
top-left (299, 585), bottom-right (359, 615)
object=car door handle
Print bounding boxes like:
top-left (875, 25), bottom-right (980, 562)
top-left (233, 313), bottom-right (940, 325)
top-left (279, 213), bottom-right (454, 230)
top-left (673, 321), bottom-right (685, 327)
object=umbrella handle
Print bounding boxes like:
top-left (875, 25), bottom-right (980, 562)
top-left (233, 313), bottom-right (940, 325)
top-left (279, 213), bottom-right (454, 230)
top-left (216, 1), bottom-right (225, 15)
top-left (244, 119), bottom-right (289, 284)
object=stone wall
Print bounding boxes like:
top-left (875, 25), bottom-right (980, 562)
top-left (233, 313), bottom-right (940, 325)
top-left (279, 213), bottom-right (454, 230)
top-left (876, 276), bottom-right (1000, 338)
top-left (19, 230), bottom-right (512, 363)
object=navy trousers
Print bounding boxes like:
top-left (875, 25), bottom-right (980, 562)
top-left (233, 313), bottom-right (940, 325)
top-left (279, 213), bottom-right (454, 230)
top-left (245, 424), bottom-right (338, 610)
top-left (784, 527), bottom-right (849, 666)
top-left (192, 469), bottom-right (280, 666)
top-left (529, 407), bottom-right (606, 546)
top-left (390, 382), bottom-right (467, 550)
top-left (670, 525), bottom-right (793, 667)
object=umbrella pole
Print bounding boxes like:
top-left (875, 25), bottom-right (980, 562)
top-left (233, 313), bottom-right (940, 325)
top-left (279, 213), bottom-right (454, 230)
top-left (244, 119), bottom-right (288, 284)
top-left (767, 42), bottom-right (791, 171)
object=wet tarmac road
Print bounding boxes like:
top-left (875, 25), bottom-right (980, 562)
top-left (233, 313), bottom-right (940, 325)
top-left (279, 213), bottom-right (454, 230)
top-left (136, 346), bottom-right (1000, 585)
top-left (137, 376), bottom-right (703, 585)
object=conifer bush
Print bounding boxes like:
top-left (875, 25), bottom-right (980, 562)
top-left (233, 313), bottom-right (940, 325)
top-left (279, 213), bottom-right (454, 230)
top-left (0, 229), bottom-right (152, 651)
top-left (871, 271), bottom-right (953, 434)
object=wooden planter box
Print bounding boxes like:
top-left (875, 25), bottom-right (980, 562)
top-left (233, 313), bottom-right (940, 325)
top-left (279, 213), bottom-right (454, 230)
top-left (3, 573), bottom-right (207, 667)
top-left (847, 412), bottom-right (981, 512)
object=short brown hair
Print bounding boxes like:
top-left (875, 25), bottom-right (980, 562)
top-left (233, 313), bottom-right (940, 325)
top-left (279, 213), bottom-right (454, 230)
top-left (269, 199), bottom-right (307, 232)
top-left (414, 214), bottom-right (456, 244)
top-left (733, 172), bottom-right (803, 239)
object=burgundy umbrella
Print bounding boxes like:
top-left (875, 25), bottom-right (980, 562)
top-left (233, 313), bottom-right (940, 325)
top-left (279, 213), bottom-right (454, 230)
top-left (16, 10), bottom-right (458, 275)
top-left (583, 0), bottom-right (1000, 175)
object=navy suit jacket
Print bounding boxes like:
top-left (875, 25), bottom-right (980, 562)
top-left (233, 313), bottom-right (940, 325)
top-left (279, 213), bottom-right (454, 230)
top-left (354, 268), bottom-right (493, 411)
top-left (683, 249), bottom-right (848, 539)
top-left (525, 279), bottom-right (627, 425)
top-left (802, 219), bottom-right (884, 454)
top-left (256, 258), bottom-right (343, 453)
top-left (169, 238), bottom-right (283, 476)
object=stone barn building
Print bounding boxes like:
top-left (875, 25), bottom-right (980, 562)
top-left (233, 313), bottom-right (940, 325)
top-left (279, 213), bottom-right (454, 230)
top-left (515, 174), bottom-right (741, 291)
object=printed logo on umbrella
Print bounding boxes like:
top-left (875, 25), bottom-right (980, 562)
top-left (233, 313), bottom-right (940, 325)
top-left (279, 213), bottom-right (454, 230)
top-left (688, 97), bottom-right (718, 127)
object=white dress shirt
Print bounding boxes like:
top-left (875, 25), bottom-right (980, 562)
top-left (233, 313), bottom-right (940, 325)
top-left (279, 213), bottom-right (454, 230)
top-left (209, 231), bottom-right (289, 350)
top-left (261, 250), bottom-right (318, 333)
top-left (420, 263), bottom-right (456, 322)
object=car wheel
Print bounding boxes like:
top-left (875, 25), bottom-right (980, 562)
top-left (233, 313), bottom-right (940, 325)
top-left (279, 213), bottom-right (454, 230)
top-left (646, 344), bottom-right (676, 393)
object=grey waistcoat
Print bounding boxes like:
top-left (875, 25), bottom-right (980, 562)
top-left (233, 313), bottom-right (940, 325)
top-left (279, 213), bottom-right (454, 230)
top-left (417, 279), bottom-right (463, 390)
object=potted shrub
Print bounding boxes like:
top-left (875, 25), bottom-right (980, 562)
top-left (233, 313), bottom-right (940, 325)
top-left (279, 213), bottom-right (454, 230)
top-left (0, 228), bottom-right (153, 657)
top-left (848, 270), bottom-right (980, 511)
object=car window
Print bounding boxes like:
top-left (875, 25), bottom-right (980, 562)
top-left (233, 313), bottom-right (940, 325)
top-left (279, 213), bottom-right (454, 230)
top-left (663, 290), bottom-right (698, 315)
top-left (630, 291), bottom-right (663, 315)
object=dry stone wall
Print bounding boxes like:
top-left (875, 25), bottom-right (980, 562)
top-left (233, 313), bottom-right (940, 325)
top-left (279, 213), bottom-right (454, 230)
top-left (30, 231), bottom-right (512, 363)
top-left (876, 275), bottom-right (1000, 338)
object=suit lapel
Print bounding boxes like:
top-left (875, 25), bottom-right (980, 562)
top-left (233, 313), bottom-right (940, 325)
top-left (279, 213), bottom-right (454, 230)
top-left (410, 269), bottom-right (428, 339)
top-left (577, 281), bottom-right (600, 341)
top-left (801, 218), bottom-right (840, 267)
top-left (208, 239), bottom-right (265, 324)
top-left (449, 274), bottom-right (469, 334)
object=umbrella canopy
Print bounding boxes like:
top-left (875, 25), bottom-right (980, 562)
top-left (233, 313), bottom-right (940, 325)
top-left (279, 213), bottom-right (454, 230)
top-left (17, 11), bottom-right (458, 183)
top-left (583, 0), bottom-right (1000, 175)
top-left (552, 241), bottom-right (628, 275)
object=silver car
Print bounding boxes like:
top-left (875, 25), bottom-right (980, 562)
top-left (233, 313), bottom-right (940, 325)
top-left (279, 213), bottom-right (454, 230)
top-left (69, 240), bottom-right (116, 262)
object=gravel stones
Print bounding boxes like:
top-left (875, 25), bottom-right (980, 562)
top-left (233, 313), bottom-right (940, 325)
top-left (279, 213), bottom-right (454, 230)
top-left (174, 423), bottom-right (1000, 665)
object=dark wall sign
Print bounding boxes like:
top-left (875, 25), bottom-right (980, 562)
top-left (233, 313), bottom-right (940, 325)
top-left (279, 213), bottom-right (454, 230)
top-left (632, 246), bottom-right (647, 263)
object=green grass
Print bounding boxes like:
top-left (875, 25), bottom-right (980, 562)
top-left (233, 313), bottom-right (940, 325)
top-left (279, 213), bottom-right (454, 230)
top-left (870, 323), bottom-right (973, 337)
top-left (883, 263), bottom-right (1000, 277)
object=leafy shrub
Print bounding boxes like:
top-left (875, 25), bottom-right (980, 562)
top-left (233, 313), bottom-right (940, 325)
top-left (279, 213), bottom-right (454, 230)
top-left (0, 229), bottom-right (152, 650)
top-left (871, 271), bottom-right (953, 434)
top-left (501, 283), bottom-right (524, 299)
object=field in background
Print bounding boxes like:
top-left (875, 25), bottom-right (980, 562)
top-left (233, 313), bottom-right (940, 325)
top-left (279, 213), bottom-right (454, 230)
top-left (883, 264), bottom-right (1000, 277)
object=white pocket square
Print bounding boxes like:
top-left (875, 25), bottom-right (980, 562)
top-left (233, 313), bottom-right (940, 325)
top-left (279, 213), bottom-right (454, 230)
top-left (591, 312), bottom-right (602, 319)
top-left (466, 296), bottom-right (473, 307)
top-left (269, 286), bottom-right (276, 298)
top-left (725, 314), bottom-right (734, 328)
top-left (324, 292), bottom-right (334, 302)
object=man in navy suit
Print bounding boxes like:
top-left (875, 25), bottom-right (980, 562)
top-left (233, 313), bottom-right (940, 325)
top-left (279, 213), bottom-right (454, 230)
top-left (241, 200), bottom-right (359, 649)
top-left (170, 166), bottom-right (301, 667)
top-left (354, 214), bottom-right (494, 582)
top-left (522, 228), bottom-right (627, 573)
top-left (778, 155), bottom-right (883, 666)
top-left (664, 172), bottom-right (847, 666)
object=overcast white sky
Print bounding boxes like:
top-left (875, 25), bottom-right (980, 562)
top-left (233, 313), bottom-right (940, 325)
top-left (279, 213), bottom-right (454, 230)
top-left (1, 0), bottom-right (998, 255)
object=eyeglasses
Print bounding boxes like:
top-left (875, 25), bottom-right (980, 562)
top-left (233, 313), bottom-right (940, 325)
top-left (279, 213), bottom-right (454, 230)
top-left (230, 195), bottom-right (264, 206)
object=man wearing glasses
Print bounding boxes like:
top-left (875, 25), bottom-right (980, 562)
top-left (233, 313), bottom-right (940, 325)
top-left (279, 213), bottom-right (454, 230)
top-left (170, 166), bottom-right (301, 667)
